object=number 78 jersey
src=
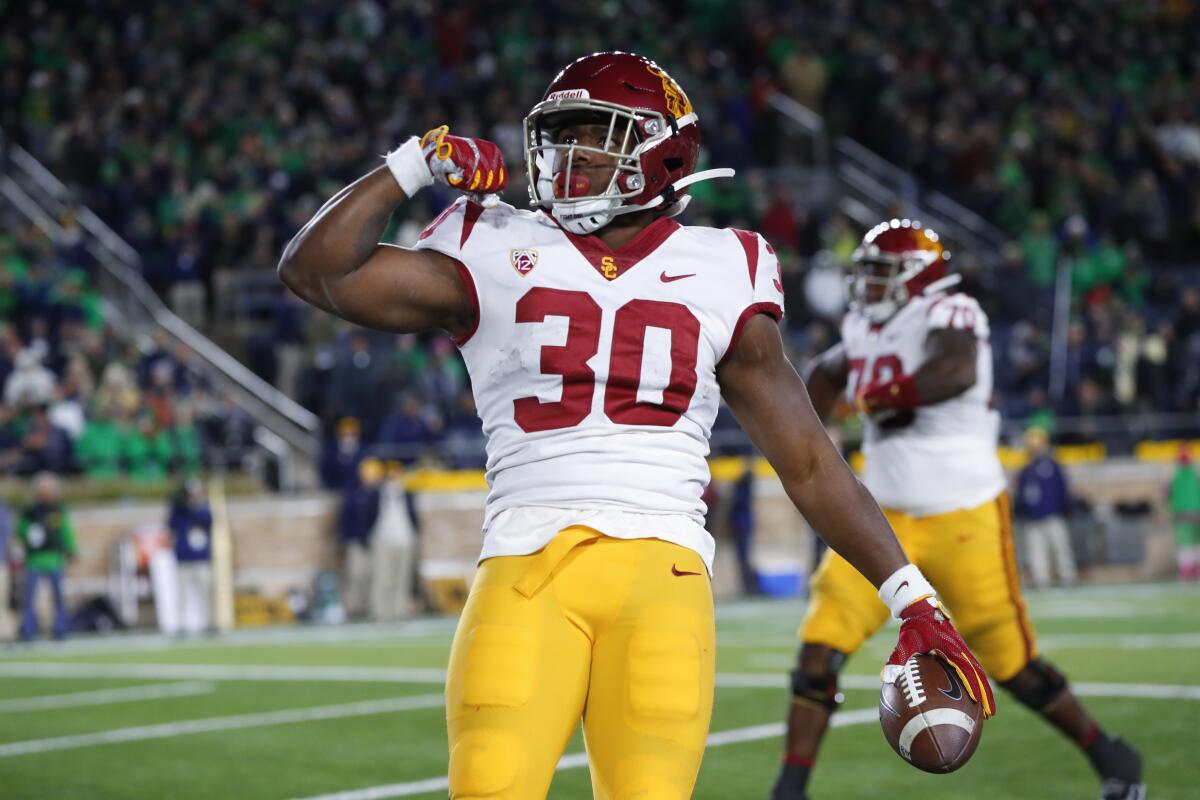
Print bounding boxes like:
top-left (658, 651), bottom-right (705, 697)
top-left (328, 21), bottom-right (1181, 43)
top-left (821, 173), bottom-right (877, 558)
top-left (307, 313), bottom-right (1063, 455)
top-left (841, 292), bottom-right (1006, 517)
top-left (414, 198), bottom-right (784, 570)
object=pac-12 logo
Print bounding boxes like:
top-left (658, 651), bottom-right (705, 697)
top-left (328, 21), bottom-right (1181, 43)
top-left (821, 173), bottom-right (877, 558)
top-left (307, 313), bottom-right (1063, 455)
top-left (510, 249), bottom-right (538, 276)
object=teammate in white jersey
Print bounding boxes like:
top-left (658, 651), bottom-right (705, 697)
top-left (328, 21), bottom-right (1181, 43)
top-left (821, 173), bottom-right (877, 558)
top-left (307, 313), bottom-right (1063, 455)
top-left (770, 219), bottom-right (1143, 800)
top-left (280, 52), bottom-right (992, 799)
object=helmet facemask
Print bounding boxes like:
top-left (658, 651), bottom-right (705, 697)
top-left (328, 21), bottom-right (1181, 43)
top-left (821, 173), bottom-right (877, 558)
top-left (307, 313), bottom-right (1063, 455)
top-left (848, 251), bottom-right (939, 324)
top-left (524, 100), bottom-right (679, 234)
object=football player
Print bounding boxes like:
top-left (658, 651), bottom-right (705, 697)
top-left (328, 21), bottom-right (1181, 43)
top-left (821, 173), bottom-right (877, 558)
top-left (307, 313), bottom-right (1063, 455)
top-left (280, 53), bottom-right (993, 799)
top-left (769, 220), bottom-right (1144, 800)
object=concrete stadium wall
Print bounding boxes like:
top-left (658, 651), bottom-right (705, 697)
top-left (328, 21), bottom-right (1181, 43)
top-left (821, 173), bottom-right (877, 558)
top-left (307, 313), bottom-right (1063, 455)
top-left (53, 458), bottom-right (1181, 609)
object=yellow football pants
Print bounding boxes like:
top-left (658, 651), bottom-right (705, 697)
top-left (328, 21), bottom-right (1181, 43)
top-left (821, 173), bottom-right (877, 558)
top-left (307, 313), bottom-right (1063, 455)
top-left (445, 527), bottom-right (716, 799)
top-left (800, 492), bottom-right (1038, 682)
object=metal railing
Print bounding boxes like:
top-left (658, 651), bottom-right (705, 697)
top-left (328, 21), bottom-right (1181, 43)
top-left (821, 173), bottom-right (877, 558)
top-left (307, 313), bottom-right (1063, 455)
top-left (0, 129), bottom-right (321, 479)
top-left (767, 92), bottom-right (1010, 264)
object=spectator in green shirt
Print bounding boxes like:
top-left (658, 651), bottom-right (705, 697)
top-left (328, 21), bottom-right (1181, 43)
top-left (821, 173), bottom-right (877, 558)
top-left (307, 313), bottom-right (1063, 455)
top-left (18, 472), bottom-right (76, 640)
top-left (76, 407), bottom-right (123, 479)
top-left (121, 414), bottom-right (171, 484)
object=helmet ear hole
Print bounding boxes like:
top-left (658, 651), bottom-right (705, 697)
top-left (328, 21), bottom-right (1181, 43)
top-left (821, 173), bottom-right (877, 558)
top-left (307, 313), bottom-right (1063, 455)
top-left (663, 157), bottom-right (684, 171)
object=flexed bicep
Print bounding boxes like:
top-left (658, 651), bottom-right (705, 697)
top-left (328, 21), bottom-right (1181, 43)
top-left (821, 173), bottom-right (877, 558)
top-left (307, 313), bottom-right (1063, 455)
top-left (316, 244), bottom-right (476, 336)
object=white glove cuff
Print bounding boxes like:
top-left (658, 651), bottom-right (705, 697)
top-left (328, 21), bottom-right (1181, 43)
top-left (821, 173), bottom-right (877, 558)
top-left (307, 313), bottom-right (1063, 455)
top-left (878, 563), bottom-right (936, 618)
top-left (385, 137), bottom-right (434, 197)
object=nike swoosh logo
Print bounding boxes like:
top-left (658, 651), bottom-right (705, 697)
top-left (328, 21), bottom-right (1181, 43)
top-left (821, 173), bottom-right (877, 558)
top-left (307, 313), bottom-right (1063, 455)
top-left (671, 564), bottom-right (702, 577)
top-left (892, 580), bottom-right (910, 597)
top-left (937, 660), bottom-right (964, 702)
top-left (660, 272), bottom-right (695, 283)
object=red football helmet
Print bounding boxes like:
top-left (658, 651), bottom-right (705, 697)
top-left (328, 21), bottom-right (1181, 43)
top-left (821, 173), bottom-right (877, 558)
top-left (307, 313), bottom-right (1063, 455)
top-left (849, 219), bottom-right (956, 323)
top-left (524, 51), bottom-right (733, 234)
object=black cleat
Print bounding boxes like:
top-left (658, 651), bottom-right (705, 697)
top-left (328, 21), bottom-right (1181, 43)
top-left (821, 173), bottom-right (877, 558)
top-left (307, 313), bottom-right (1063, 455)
top-left (1093, 737), bottom-right (1144, 800)
top-left (1100, 778), bottom-right (1146, 800)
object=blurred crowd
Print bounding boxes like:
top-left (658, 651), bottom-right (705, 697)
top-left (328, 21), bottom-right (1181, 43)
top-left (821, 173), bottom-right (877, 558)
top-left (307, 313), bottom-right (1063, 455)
top-left (0, 213), bottom-right (255, 480)
top-left (2, 1), bottom-right (1198, 463)
top-left (817, 1), bottom-right (1200, 257)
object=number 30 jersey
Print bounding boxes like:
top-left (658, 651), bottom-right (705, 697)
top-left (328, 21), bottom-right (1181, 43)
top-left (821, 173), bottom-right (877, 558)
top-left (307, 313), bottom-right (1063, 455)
top-left (414, 198), bottom-right (784, 571)
top-left (841, 292), bottom-right (1006, 517)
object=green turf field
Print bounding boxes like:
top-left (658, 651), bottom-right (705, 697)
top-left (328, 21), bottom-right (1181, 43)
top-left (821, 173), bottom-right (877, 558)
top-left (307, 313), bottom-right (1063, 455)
top-left (0, 582), bottom-right (1196, 799)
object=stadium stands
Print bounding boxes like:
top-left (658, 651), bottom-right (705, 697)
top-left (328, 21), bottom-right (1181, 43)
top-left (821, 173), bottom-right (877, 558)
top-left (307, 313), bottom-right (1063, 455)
top-left (0, 206), bottom-right (255, 480)
top-left (2, 1), bottom-right (1197, 467)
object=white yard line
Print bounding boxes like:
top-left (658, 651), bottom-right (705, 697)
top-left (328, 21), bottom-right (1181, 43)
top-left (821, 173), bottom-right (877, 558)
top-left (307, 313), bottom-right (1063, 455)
top-left (0, 681), bottom-right (214, 713)
top-left (0, 693), bottom-right (444, 758)
top-left (1073, 681), bottom-right (1200, 701)
top-left (0, 621), bottom-right (460, 656)
top-left (5, 662), bottom-right (1200, 703)
top-left (723, 630), bottom-right (1200, 652)
top-left (1039, 632), bottom-right (1200, 649)
top-left (716, 671), bottom-right (1200, 701)
top-left (290, 708), bottom-right (881, 800)
top-left (0, 662), bottom-right (448, 684)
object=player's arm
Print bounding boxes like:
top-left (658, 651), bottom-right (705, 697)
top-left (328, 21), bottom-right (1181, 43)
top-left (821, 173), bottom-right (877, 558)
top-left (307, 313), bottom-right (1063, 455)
top-left (278, 127), bottom-right (506, 335)
top-left (858, 327), bottom-right (977, 414)
top-left (912, 328), bottom-right (977, 402)
top-left (718, 315), bottom-right (995, 715)
top-left (717, 315), bottom-right (905, 586)
top-left (278, 167), bottom-right (471, 335)
top-left (801, 342), bottom-right (848, 420)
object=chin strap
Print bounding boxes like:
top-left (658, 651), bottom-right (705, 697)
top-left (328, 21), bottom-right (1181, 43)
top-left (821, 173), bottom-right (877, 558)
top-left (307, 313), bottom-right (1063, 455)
top-left (607, 168), bottom-right (737, 219)
top-left (922, 274), bottom-right (963, 296)
top-left (549, 167), bottom-right (737, 234)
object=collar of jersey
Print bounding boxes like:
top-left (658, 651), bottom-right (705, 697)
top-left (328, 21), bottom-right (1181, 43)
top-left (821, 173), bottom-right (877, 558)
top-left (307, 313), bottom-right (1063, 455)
top-left (541, 210), bottom-right (681, 281)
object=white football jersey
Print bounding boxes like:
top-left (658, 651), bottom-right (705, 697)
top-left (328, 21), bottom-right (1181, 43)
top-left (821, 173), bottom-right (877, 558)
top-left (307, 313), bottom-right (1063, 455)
top-left (842, 292), bottom-right (1006, 517)
top-left (414, 198), bottom-right (785, 571)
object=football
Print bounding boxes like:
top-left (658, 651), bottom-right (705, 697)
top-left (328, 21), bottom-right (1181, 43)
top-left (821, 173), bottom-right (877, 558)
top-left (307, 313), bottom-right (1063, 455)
top-left (879, 653), bottom-right (983, 773)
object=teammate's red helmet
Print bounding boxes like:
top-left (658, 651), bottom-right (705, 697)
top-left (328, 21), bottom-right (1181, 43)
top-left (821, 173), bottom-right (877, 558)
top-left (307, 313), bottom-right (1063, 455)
top-left (524, 51), bottom-right (729, 234)
top-left (849, 219), bottom-right (953, 323)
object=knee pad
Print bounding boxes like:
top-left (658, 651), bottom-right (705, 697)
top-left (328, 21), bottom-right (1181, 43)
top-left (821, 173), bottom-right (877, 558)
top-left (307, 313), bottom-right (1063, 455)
top-left (448, 730), bottom-right (523, 798)
top-left (1000, 658), bottom-right (1068, 711)
top-left (789, 645), bottom-right (848, 711)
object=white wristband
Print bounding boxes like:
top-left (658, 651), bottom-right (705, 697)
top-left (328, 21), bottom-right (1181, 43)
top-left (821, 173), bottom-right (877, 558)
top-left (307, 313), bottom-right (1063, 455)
top-left (878, 563), bottom-right (936, 618)
top-left (385, 137), bottom-right (434, 197)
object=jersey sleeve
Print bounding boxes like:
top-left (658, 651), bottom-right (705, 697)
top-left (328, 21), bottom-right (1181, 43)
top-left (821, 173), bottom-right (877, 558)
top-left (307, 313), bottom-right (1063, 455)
top-left (925, 293), bottom-right (989, 339)
top-left (411, 197), bottom-right (471, 260)
top-left (722, 230), bottom-right (786, 363)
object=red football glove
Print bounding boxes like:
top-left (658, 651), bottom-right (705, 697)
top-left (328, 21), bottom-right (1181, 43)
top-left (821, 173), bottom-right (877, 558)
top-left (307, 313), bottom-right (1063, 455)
top-left (886, 596), bottom-right (996, 718)
top-left (855, 374), bottom-right (920, 416)
top-left (419, 125), bottom-right (508, 194)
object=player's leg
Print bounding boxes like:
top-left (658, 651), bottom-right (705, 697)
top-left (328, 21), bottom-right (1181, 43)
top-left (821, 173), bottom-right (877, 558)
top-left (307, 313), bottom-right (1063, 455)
top-left (445, 550), bottom-right (591, 799)
top-left (924, 494), bottom-right (1143, 800)
top-left (582, 538), bottom-right (715, 800)
top-left (769, 514), bottom-right (901, 800)
top-left (1001, 659), bottom-right (1143, 799)
top-left (769, 643), bottom-right (850, 800)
